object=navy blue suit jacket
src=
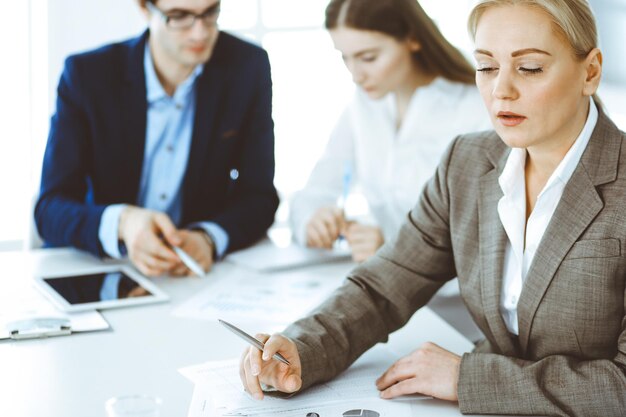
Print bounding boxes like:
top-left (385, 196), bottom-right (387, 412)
top-left (36, 31), bottom-right (279, 257)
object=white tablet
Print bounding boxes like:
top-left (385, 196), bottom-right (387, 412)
top-left (34, 267), bottom-right (169, 312)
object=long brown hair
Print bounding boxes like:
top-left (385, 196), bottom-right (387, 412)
top-left (325, 0), bottom-right (476, 85)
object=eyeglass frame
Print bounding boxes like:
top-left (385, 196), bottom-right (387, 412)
top-left (145, 1), bottom-right (221, 30)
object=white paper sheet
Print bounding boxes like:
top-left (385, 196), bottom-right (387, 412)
top-left (180, 345), bottom-right (429, 417)
top-left (225, 240), bottom-right (351, 273)
top-left (171, 269), bottom-right (343, 326)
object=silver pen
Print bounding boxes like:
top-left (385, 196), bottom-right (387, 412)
top-left (219, 319), bottom-right (291, 365)
top-left (172, 246), bottom-right (206, 277)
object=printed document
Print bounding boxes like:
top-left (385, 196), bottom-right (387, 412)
top-left (171, 269), bottom-right (344, 326)
top-left (180, 345), bottom-right (429, 416)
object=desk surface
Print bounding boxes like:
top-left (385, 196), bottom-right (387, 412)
top-left (0, 248), bottom-right (504, 417)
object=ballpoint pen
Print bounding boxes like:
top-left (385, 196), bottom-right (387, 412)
top-left (172, 246), bottom-right (206, 277)
top-left (218, 319), bottom-right (291, 365)
top-left (338, 160), bottom-right (352, 213)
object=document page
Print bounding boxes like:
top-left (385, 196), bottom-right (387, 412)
top-left (171, 269), bottom-right (344, 326)
top-left (180, 345), bottom-right (428, 416)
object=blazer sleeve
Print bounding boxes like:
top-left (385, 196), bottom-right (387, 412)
top-left (35, 57), bottom-right (107, 256)
top-left (457, 309), bottom-right (626, 416)
top-left (208, 51), bottom-right (279, 253)
top-left (283, 137), bottom-right (461, 390)
top-left (289, 106), bottom-right (355, 245)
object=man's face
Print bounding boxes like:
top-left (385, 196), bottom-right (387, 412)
top-left (145, 0), bottom-right (220, 69)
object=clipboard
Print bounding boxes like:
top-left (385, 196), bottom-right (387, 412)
top-left (0, 280), bottom-right (110, 341)
top-left (5, 316), bottom-right (72, 340)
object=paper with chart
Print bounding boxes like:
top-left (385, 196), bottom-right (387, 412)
top-left (180, 345), bottom-right (429, 416)
top-left (171, 269), bottom-right (344, 325)
top-left (186, 383), bottom-right (411, 417)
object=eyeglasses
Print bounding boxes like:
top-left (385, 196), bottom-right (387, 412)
top-left (146, 2), bottom-right (220, 30)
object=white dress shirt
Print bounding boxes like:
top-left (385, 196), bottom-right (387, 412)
top-left (290, 77), bottom-right (491, 244)
top-left (498, 98), bottom-right (598, 335)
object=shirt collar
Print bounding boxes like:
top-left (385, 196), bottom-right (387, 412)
top-left (144, 42), bottom-right (203, 104)
top-left (499, 97), bottom-right (598, 197)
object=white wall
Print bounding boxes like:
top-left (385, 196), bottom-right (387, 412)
top-left (47, 0), bottom-right (146, 113)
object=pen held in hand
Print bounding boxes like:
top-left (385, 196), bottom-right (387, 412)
top-left (218, 319), bottom-right (291, 365)
top-left (171, 246), bottom-right (206, 277)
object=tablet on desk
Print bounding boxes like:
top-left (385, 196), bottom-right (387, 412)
top-left (34, 267), bottom-right (168, 312)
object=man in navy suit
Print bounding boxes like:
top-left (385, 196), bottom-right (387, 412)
top-left (35, 0), bottom-right (279, 276)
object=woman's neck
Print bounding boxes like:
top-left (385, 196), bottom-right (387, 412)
top-left (524, 98), bottom-right (591, 218)
top-left (394, 68), bottom-right (437, 129)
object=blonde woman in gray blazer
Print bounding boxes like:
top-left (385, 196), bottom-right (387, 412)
top-left (239, 1), bottom-right (626, 416)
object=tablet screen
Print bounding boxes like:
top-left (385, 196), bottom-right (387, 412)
top-left (43, 272), bottom-right (154, 305)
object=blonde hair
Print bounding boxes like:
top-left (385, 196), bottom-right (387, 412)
top-left (326, 0), bottom-right (476, 85)
top-left (468, 0), bottom-right (598, 61)
top-left (468, 0), bottom-right (601, 103)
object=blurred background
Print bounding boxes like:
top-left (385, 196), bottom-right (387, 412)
top-left (0, 0), bottom-right (624, 251)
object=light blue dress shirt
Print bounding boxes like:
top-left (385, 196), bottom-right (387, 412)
top-left (98, 45), bottom-right (228, 259)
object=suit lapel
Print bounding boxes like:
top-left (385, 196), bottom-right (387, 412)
top-left (121, 31), bottom-right (149, 203)
top-left (478, 142), bottom-right (519, 356)
top-left (517, 109), bottom-right (621, 353)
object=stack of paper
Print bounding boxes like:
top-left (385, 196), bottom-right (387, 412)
top-left (180, 345), bottom-right (429, 417)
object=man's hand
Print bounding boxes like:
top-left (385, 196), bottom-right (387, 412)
top-left (343, 223), bottom-right (384, 263)
top-left (239, 333), bottom-right (303, 400)
top-left (118, 206), bottom-right (182, 276)
top-left (169, 230), bottom-right (215, 276)
top-left (305, 206), bottom-right (345, 249)
top-left (376, 342), bottom-right (461, 402)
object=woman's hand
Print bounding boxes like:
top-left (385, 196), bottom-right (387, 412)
top-left (343, 223), bottom-right (384, 262)
top-left (239, 333), bottom-right (303, 400)
top-left (376, 342), bottom-right (461, 402)
top-left (306, 207), bottom-right (345, 249)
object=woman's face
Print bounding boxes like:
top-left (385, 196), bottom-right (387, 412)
top-left (329, 26), bottom-right (420, 99)
top-left (473, 5), bottom-right (600, 151)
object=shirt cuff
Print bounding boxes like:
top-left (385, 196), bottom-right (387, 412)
top-left (98, 204), bottom-right (127, 259)
top-left (190, 222), bottom-right (229, 259)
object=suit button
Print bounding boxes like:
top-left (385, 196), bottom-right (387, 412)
top-left (160, 194), bottom-right (167, 201)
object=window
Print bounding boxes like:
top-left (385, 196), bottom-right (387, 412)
top-left (0, 2), bottom-right (33, 250)
top-left (4, 0), bottom-right (624, 250)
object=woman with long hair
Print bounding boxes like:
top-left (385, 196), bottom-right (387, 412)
top-left (290, 0), bottom-right (490, 262)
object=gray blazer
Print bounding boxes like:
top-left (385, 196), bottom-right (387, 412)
top-left (284, 109), bottom-right (626, 416)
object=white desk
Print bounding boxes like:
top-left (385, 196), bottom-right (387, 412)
top-left (0, 248), bottom-right (505, 417)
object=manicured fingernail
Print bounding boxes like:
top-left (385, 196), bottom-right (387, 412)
top-left (262, 353), bottom-right (269, 360)
top-left (251, 365), bottom-right (260, 375)
top-left (254, 393), bottom-right (263, 400)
